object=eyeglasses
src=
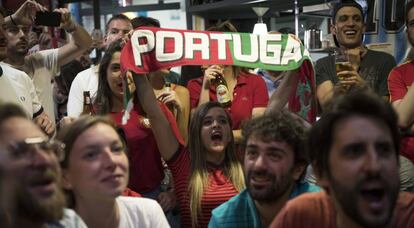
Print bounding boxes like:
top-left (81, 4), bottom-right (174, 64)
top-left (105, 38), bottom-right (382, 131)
top-left (7, 137), bottom-right (65, 162)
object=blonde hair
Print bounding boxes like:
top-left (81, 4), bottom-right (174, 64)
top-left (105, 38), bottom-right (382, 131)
top-left (188, 102), bottom-right (245, 227)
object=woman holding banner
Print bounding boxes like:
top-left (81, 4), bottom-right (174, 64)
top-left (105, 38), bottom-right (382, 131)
top-left (93, 40), bottom-right (181, 216)
top-left (131, 68), bottom-right (244, 227)
top-left (187, 21), bottom-right (269, 143)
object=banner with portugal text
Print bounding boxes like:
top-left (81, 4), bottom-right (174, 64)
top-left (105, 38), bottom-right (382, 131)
top-left (121, 26), bottom-right (311, 73)
top-left (120, 27), bottom-right (316, 123)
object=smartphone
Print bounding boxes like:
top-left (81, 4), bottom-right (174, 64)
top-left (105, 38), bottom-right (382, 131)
top-left (34, 11), bottom-right (61, 27)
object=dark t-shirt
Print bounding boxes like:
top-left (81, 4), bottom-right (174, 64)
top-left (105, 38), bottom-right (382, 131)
top-left (315, 49), bottom-right (396, 97)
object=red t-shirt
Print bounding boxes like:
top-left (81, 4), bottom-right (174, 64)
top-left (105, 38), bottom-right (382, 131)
top-left (167, 147), bottom-right (239, 228)
top-left (388, 61), bottom-right (414, 164)
top-left (270, 191), bottom-right (414, 228)
top-left (187, 71), bottom-right (269, 129)
top-left (122, 187), bottom-right (141, 197)
top-left (111, 102), bottom-right (183, 193)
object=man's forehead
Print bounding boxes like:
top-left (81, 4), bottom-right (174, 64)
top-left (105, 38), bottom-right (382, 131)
top-left (408, 8), bottom-right (414, 21)
top-left (108, 19), bottom-right (132, 30)
top-left (1, 118), bottom-right (45, 142)
top-left (247, 133), bottom-right (288, 147)
top-left (3, 23), bottom-right (30, 31)
top-left (335, 6), bottom-right (363, 19)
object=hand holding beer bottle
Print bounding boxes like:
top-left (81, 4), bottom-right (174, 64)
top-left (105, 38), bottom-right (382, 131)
top-left (202, 65), bottom-right (232, 108)
top-left (81, 91), bottom-right (96, 115)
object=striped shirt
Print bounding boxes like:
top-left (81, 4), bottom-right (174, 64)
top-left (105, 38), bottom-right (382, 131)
top-left (167, 147), bottom-right (239, 228)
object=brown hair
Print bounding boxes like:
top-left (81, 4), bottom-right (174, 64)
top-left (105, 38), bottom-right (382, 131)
top-left (188, 102), bottom-right (244, 227)
top-left (56, 115), bottom-right (124, 208)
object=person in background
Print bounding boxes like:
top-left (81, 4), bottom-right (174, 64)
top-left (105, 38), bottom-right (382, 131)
top-left (270, 91), bottom-right (414, 228)
top-left (209, 112), bottom-right (320, 227)
top-left (179, 65), bottom-right (203, 87)
top-left (132, 69), bottom-right (245, 227)
top-left (53, 60), bottom-right (86, 123)
top-left (67, 14), bottom-right (132, 118)
top-left (57, 116), bottom-right (169, 228)
top-left (0, 5), bottom-right (54, 136)
top-left (187, 20), bottom-right (268, 144)
top-left (0, 102), bottom-right (87, 228)
top-left (3, 0), bottom-right (92, 128)
top-left (93, 40), bottom-right (179, 224)
top-left (131, 16), bottom-right (190, 144)
top-left (315, 0), bottom-right (396, 109)
top-left (388, 0), bottom-right (414, 173)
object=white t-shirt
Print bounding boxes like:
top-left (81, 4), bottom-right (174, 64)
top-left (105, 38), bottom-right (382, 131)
top-left (23, 49), bottom-right (59, 124)
top-left (67, 64), bottom-right (99, 117)
top-left (45, 208), bottom-right (87, 228)
top-left (0, 62), bottom-right (42, 118)
top-left (117, 196), bottom-right (170, 228)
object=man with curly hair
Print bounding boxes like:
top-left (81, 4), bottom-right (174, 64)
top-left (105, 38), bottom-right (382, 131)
top-left (209, 112), bottom-right (319, 227)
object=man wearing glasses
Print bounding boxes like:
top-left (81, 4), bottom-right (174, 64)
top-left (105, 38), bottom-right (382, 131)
top-left (0, 102), bottom-right (86, 228)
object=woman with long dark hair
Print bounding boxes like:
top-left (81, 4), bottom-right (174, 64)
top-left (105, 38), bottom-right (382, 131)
top-left (93, 40), bottom-right (181, 212)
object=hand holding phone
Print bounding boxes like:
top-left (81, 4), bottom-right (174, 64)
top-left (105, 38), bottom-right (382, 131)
top-left (34, 11), bottom-right (61, 27)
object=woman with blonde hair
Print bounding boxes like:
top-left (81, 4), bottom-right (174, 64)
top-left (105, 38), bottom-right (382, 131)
top-left (132, 71), bottom-right (245, 227)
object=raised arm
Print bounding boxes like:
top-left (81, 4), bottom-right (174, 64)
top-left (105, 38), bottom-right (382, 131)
top-left (55, 8), bottom-right (92, 67)
top-left (133, 72), bottom-right (180, 160)
top-left (265, 70), bottom-right (300, 115)
top-left (5, 0), bottom-right (46, 27)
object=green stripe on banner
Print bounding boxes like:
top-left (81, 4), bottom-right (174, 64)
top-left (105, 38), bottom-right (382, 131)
top-left (228, 33), bottom-right (310, 71)
top-left (121, 27), bottom-right (312, 74)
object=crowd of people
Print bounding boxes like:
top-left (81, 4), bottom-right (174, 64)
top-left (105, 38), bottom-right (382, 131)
top-left (1, 0), bottom-right (414, 227)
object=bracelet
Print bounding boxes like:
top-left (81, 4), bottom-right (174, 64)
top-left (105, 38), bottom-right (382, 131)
top-left (9, 15), bottom-right (17, 26)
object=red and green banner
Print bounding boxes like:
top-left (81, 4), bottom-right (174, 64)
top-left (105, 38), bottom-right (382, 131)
top-left (121, 26), bottom-right (311, 73)
top-left (120, 27), bottom-right (316, 123)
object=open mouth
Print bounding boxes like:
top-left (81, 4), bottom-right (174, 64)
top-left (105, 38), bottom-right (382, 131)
top-left (211, 131), bottom-right (223, 143)
top-left (29, 177), bottom-right (56, 196)
top-left (249, 172), bottom-right (272, 188)
top-left (0, 38), bottom-right (6, 48)
top-left (116, 80), bottom-right (125, 91)
top-left (360, 185), bottom-right (386, 211)
top-left (344, 30), bottom-right (357, 36)
top-left (17, 40), bottom-right (28, 46)
top-left (361, 188), bottom-right (385, 201)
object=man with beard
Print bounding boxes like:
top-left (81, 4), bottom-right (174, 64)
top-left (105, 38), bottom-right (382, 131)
top-left (0, 102), bottom-right (86, 228)
top-left (209, 112), bottom-right (320, 227)
top-left (388, 0), bottom-right (414, 168)
top-left (0, 5), bottom-right (54, 135)
top-left (316, 0), bottom-right (396, 109)
top-left (270, 91), bottom-right (414, 228)
top-left (3, 0), bottom-right (92, 129)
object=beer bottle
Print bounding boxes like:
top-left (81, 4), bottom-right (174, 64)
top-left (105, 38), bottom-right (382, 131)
top-left (164, 82), bottom-right (176, 114)
top-left (212, 73), bottom-right (232, 108)
top-left (81, 91), bottom-right (95, 115)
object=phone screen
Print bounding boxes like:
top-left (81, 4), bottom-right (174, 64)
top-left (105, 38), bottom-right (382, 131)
top-left (34, 12), bottom-right (61, 27)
